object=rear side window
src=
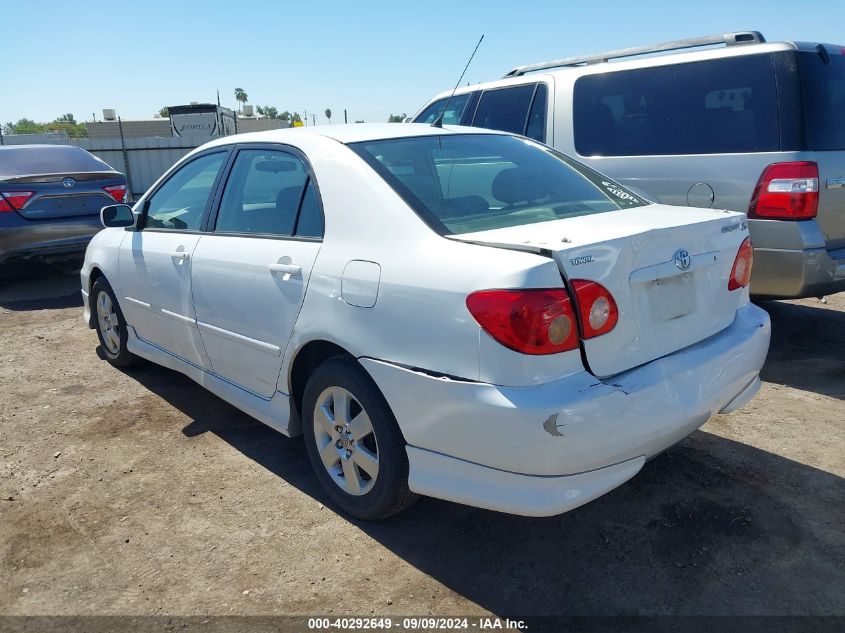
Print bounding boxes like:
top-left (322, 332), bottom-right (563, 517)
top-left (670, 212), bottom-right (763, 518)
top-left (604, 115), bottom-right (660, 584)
top-left (215, 149), bottom-right (308, 236)
top-left (413, 93), bottom-right (472, 125)
top-left (799, 49), bottom-right (845, 150)
top-left (472, 84), bottom-right (537, 136)
top-left (573, 54), bottom-right (780, 156)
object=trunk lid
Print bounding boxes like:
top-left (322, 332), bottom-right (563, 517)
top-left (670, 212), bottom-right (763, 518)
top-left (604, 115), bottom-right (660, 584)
top-left (451, 204), bottom-right (750, 377)
top-left (1, 172), bottom-right (124, 221)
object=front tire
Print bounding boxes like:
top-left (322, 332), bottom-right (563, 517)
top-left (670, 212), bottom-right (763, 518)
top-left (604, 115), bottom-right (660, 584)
top-left (92, 277), bottom-right (138, 368)
top-left (302, 356), bottom-right (418, 520)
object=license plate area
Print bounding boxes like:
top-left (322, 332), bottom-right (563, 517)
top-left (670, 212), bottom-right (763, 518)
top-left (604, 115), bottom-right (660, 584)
top-left (646, 272), bottom-right (696, 322)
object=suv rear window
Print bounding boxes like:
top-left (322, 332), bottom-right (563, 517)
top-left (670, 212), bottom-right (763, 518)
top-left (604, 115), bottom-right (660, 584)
top-left (573, 54), bottom-right (780, 156)
top-left (350, 134), bottom-right (645, 235)
top-left (799, 49), bottom-right (845, 150)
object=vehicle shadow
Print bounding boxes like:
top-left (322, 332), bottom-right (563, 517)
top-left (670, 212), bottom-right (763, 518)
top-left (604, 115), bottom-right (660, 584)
top-left (123, 363), bottom-right (845, 617)
top-left (0, 264), bottom-right (82, 311)
top-left (758, 299), bottom-right (845, 400)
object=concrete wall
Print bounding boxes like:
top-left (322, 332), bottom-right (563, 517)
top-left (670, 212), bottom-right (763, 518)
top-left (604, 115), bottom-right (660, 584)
top-left (86, 119), bottom-right (171, 139)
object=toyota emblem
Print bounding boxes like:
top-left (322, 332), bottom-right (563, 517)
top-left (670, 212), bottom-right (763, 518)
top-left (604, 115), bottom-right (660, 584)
top-left (673, 249), bottom-right (692, 271)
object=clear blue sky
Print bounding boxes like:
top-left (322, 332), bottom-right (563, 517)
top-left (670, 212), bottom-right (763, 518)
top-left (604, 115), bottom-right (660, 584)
top-left (3, 0), bottom-right (845, 125)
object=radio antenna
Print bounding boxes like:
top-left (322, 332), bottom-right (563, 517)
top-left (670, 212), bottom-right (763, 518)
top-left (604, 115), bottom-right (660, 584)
top-left (432, 34), bottom-right (484, 128)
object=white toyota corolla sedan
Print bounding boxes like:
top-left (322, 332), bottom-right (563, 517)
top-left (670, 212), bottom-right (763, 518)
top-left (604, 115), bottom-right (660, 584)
top-left (81, 124), bottom-right (770, 519)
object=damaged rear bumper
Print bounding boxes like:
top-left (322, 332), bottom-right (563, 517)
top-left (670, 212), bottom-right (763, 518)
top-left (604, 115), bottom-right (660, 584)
top-left (360, 303), bottom-right (770, 516)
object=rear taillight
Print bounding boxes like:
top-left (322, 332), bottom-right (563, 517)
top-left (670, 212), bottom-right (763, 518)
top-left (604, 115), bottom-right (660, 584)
top-left (729, 237), bottom-right (753, 291)
top-left (103, 184), bottom-right (128, 203)
top-left (571, 280), bottom-right (619, 338)
top-left (0, 191), bottom-right (34, 212)
top-left (748, 162), bottom-right (818, 220)
top-left (466, 288), bottom-right (578, 355)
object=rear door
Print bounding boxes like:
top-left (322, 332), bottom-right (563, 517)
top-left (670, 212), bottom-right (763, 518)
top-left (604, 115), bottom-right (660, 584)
top-left (798, 47), bottom-right (845, 251)
top-left (190, 146), bottom-right (323, 398)
top-left (118, 150), bottom-right (229, 367)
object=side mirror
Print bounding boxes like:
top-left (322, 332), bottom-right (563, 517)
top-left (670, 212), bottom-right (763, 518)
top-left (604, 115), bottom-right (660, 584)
top-left (101, 204), bottom-right (136, 228)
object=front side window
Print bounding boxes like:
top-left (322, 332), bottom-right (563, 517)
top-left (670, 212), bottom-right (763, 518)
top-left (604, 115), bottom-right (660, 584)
top-left (350, 134), bottom-right (645, 235)
top-left (573, 54), bottom-right (780, 156)
top-left (145, 152), bottom-right (226, 231)
top-left (413, 93), bottom-right (472, 125)
top-left (215, 149), bottom-right (309, 236)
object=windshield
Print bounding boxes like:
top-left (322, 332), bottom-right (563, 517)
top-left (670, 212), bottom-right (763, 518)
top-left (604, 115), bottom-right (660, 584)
top-left (349, 134), bottom-right (646, 235)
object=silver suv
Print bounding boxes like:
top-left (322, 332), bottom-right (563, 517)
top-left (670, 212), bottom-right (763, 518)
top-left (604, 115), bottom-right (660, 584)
top-left (413, 32), bottom-right (845, 299)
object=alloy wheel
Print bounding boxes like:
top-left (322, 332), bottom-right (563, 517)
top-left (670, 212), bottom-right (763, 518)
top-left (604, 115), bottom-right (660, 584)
top-left (312, 386), bottom-right (380, 496)
top-left (96, 290), bottom-right (121, 355)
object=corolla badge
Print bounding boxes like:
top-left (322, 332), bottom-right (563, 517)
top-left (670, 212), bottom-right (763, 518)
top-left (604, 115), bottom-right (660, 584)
top-left (62, 177), bottom-right (76, 188)
top-left (673, 248), bottom-right (692, 271)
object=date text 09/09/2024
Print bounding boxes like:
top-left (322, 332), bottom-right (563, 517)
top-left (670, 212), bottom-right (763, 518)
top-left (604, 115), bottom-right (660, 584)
top-left (307, 617), bottom-right (527, 630)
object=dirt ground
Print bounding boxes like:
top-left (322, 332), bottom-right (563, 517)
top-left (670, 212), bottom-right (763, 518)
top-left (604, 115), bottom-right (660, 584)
top-left (0, 266), bottom-right (843, 621)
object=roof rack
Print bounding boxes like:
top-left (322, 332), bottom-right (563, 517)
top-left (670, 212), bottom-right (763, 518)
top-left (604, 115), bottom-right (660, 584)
top-left (503, 31), bottom-right (766, 77)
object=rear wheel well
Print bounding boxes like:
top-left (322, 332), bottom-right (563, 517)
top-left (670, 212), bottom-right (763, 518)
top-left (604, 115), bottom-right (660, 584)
top-left (289, 340), bottom-right (354, 421)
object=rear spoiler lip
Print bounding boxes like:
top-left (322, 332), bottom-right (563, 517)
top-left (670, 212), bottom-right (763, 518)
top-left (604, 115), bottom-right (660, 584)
top-left (0, 171), bottom-right (123, 184)
top-left (445, 235), bottom-right (553, 257)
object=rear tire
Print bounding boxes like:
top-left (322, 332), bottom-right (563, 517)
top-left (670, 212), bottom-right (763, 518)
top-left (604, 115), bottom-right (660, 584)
top-left (302, 356), bottom-right (418, 520)
top-left (92, 277), bottom-right (138, 368)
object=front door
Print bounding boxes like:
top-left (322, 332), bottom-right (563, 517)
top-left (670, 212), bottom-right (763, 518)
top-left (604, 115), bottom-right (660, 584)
top-left (190, 147), bottom-right (324, 397)
top-left (118, 151), bottom-right (228, 367)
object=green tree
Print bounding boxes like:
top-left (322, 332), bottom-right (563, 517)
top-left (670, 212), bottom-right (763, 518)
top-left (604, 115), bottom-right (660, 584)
top-left (3, 118), bottom-right (47, 135)
top-left (257, 105), bottom-right (279, 119)
top-left (279, 110), bottom-right (292, 122)
top-left (234, 88), bottom-right (248, 112)
top-left (387, 113), bottom-right (407, 123)
top-left (158, 106), bottom-right (169, 118)
top-left (56, 113), bottom-right (76, 124)
top-left (46, 120), bottom-right (88, 138)
top-left (324, 108), bottom-right (332, 124)
top-left (291, 112), bottom-right (302, 123)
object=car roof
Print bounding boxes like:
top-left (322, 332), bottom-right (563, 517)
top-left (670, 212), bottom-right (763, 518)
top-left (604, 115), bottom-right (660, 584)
top-left (204, 122), bottom-right (504, 149)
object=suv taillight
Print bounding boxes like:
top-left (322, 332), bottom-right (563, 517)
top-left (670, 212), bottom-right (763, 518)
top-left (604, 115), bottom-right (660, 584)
top-left (466, 288), bottom-right (578, 355)
top-left (571, 280), bottom-right (618, 338)
top-left (103, 184), bottom-right (128, 203)
top-left (729, 237), bottom-right (753, 291)
top-left (748, 162), bottom-right (818, 220)
top-left (0, 191), bottom-right (34, 212)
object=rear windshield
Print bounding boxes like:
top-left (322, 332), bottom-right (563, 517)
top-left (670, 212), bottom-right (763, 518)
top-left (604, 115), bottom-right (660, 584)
top-left (349, 134), bottom-right (646, 235)
top-left (799, 49), bottom-right (845, 150)
top-left (573, 54), bottom-right (780, 156)
top-left (0, 145), bottom-right (112, 180)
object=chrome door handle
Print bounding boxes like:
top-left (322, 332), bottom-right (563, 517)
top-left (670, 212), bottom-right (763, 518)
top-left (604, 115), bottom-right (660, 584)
top-left (170, 251), bottom-right (190, 260)
top-left (268, 263), bottom-right (302, 276)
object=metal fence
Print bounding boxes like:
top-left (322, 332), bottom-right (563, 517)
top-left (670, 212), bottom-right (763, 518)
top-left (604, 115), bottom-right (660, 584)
top-left (72, 136), bottom-right (200, 197)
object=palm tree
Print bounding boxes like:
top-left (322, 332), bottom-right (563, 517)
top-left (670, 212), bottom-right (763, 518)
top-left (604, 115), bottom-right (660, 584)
top-left (234, 88), bottom-right (248, 113)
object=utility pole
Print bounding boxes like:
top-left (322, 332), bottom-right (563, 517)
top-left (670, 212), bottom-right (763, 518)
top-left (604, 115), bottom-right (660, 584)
top-left (344, 109), bottom-right (348, 124)
top-left (312, 114), bottom-right (316, 126)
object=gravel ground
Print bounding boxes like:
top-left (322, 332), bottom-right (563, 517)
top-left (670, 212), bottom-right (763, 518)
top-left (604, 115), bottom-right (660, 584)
top-left (0, 268), bottom-right (843, 621)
